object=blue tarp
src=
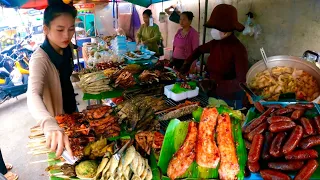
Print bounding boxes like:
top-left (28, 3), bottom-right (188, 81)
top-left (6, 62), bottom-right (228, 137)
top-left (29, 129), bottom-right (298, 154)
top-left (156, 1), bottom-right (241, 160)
top-left (0, 0), bottom-right (29, 7)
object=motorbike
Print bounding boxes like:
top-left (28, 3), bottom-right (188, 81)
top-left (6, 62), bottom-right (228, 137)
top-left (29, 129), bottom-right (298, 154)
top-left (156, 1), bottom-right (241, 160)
top-left (0, 53), bottom-right (29, 104)
top-left (0, 34), bottom-right (33, 59)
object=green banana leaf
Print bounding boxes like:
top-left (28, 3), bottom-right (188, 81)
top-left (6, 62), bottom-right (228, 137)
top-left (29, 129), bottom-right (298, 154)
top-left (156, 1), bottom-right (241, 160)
top-left (157, 117), bottom-right (247, 179)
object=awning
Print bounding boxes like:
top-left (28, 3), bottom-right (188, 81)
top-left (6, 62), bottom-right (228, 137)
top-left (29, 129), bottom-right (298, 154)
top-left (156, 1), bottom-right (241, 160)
top-left (0, 0), bottom-right (29, 7)
top-left (124, 0), bottom-right (171, 8)
top-left (21, 0), bottom-right (48, 10)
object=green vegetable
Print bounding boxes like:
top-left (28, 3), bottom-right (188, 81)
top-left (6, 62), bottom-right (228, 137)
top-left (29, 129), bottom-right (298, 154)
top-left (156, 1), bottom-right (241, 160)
top-left (75, 160), bottom-right (99, 178)
top-left (192, 107), bottom-right (203, 122)
top-left (208, 97), bottom-right (228, 107)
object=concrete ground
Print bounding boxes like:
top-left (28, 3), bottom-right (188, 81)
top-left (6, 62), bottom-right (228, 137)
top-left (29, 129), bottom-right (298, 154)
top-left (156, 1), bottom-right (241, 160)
top-left (0, 84), bottom-right (87, 180)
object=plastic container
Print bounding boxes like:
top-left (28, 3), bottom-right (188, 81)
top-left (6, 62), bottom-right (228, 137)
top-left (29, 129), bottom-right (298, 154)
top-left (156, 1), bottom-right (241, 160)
top-left (164, 84), bottom-right (199, 102)
top-left (127, 42), bottom-right (137, 52)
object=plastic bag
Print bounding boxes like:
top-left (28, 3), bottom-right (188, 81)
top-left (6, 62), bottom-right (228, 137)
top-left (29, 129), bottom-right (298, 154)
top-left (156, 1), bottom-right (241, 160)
top-left (243, 13), bottom-right (262, 39)
top-left (10, 67), bottom-right (23, 86)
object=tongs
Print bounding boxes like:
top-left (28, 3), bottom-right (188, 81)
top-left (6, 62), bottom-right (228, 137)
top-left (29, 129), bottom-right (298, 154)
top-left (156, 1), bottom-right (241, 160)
top-left (240, 82), bottom-right (265, 113)
top-left (113, 139), bottom-right (133, 161)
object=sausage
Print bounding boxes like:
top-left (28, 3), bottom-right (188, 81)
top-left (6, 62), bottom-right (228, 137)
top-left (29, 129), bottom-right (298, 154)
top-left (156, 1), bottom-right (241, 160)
top-left (285, 149), bottom-right (318, 160)
top-left (270, 132), bottom-right (286, 157)
top-left (286, 104), bottom-right (306, 110)
top-left (296, 103), bottom-right (315, 109)
top-left (291, 109), bottom-right (305, 120)
top-left (245, 139), bottom-right (251, 150)
top-left (262, 107), bottom-right (277, 117)
top-left (282, 125), bottom-right (303, 154)
top-left (260, 169), bottom-right (291, 180)
top-left (273, 108), bottom-right (294, 116)
top-left (314, 116), bottom-right (320, 135)
top-left (262, 132), bottom-right (274, 160)
top-left (268, 161), bottom-right (304, 171)
top-left (267, 116), bottom-right (292, 124)
top-left (265, 104), bottom-right (283, 109)
top-left (299, 135), bottom-right (320, 149)
top-left (247, 122), bottom-right (268, 141)
top-left (248, 134), bottom-right (264, 163)
top-left (243, 115), bottom-right (267, 134)
top-left (269, 121), bottom-right (296, 133)
top-left (247, 161), bottom-right (260, 172)
top-left (294, 159), bottom-right (319, 180)
top-left (300, 117), bottom-right (314, 135)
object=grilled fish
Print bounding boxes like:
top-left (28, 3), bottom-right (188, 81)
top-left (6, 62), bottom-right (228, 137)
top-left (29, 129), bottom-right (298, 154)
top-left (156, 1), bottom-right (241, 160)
top-left (167, 121), bottom-right (198, 179)
top-left (196, 108), bottom-right (220, 168)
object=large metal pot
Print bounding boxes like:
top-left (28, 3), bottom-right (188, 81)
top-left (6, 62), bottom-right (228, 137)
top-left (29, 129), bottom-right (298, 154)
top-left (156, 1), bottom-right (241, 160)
top-left (246, 55), bottom-right (320, 103)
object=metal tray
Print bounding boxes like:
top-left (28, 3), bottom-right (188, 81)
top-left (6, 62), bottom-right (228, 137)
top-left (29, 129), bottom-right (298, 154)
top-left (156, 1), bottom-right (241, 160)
top-left (246, 55), bottom-right (320, 103)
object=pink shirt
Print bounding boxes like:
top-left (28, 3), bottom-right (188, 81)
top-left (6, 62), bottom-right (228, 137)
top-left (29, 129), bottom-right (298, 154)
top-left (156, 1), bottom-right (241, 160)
top-left (173, 27), bottom-right (199, 60)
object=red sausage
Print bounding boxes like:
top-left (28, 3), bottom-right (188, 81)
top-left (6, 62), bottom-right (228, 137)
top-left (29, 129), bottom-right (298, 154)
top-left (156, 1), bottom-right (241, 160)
top-left (282, 125), bottom-right (303, 154)
top-left (262, 107), bottom-right (277, 117)
top-left (243, 115), bottom-right (267, 134)
top-left (247, 122), bottom-right (268, 141)
top-left (270, 132), bottom-right (286, 157)
top-left (300, 117), bottom-right (314, 135)
top-left (267, 116), bottom-right (292, 124)
top-left (247, 161), bottom-right (260, 173)
top-left (248, 134), bottom-right (264, 163)
top-left (285, 149), bottom-right (318, 160)
top-left (299, 135), bottom-right (320, 149)
top-left (268, 161), bottom-right (304, 171)
top-left (265, 104), bottom-right (283, 109)
top-left (296, 103), bottom-right (315, 109)
top-left (314, 116), bottom-right (320, 134)
top-left (262, 132), bottom-right (274, 160)
top-left (245, 139), bottom-right (251, 150)
top-left (291, 109), bottom-right (305, 120)
top-left (286, 104), bottom-right (306, 110)
top-left (273, 108), bottom-right (294, 116)
top-left (269, 121), bottom-right (296, 133)
top-left (260, 169), bottom-right (291, 180)
top-left (294, 159), bottom-right (318, 180)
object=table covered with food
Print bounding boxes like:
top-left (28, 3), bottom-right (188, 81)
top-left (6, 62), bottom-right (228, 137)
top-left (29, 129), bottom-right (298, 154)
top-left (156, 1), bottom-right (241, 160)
top-left (27, 53), bottom-right (320, 180)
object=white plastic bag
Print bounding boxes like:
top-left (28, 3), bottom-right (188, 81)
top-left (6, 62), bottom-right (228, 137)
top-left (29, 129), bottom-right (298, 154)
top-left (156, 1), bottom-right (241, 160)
top-left (243, 13), bottom-right (262, 39)
top-left (10, 67), bottom-right (23, 86)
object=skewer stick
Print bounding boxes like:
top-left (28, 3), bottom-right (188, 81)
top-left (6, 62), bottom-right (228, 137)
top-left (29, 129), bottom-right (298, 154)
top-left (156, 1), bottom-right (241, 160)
top-left (28, 150), bottom-right (51, 155)
top-left (30, 159), bottom-right (56, 164)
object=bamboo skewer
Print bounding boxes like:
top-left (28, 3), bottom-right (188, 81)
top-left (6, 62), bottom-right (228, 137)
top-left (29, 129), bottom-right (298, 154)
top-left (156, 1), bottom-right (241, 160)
top-left (30, 159), bottom-right (56, 164)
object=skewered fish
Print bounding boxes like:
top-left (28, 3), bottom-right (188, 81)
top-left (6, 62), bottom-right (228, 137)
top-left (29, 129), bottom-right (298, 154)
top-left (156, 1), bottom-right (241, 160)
top-left (157, 101), bottom-right (199, 121)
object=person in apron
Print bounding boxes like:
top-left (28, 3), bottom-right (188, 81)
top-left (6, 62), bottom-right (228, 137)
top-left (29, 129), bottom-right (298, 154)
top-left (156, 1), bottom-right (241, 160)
top-left (181, 4), bottom-right (248, 109)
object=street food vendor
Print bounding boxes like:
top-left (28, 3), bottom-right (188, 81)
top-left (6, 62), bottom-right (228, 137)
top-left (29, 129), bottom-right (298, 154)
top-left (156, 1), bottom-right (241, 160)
top-left (181, 4), bottom-right (248, 108)
top-left (170, 11), bottom-right (199, 71)
top-left (136, 9), bottom-right (162, 55)
top-left (27, 2), bottom-right (77, 158)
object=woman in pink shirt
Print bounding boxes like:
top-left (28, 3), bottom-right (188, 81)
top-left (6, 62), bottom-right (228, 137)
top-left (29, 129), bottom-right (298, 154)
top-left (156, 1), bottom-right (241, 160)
top-left (171, 11), bottom-right (199, 70)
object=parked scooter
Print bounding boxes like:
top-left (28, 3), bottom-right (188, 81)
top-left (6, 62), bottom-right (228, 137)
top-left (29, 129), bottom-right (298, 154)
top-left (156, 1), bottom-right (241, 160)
top-left (0, 52), bottom-right (29, 104)
top-left (0, 54), bottom-right (29, 85)
top-left (1, 34), bottom-right (33, 59)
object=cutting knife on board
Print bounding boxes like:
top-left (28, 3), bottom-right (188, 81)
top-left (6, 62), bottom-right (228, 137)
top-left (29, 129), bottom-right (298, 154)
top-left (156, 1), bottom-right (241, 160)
top-left (239, 82), bottom-right (265, 113)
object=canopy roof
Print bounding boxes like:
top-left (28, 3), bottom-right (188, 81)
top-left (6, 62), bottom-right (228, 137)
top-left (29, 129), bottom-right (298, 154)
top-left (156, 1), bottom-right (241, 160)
top-left (124, 0), bottom-right (171, 8)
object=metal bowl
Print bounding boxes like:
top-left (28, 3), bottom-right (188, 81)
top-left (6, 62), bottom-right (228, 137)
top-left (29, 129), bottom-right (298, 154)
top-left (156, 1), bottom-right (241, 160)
top-left (246, 55), bottom-right (320, 103)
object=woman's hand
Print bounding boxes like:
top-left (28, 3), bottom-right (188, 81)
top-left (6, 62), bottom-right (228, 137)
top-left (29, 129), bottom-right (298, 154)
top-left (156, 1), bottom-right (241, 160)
top-left (46, 130), bottom-right (73, 158)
